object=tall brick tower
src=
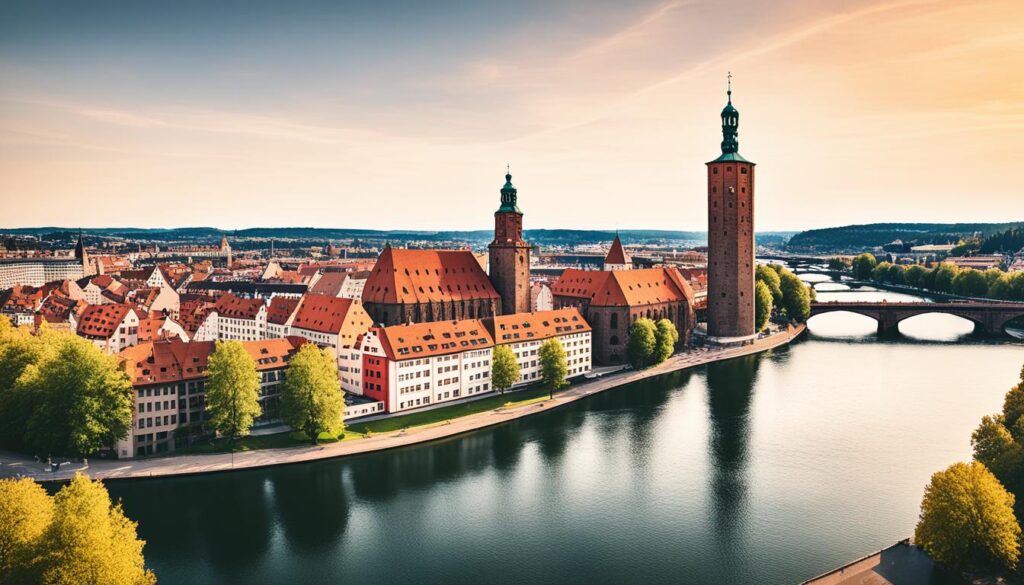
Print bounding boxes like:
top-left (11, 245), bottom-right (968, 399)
top-left (488, 168), bottom-right (530, 315)
top-left (706, 74), bottom-right (756, 344)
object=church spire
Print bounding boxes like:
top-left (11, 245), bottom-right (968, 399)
top-left (497, 165), bottom-right (522, 214)
top-left (720, 72), bottom-right (739, 155)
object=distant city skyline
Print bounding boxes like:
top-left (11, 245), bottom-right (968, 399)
top-left (1, 0), bottom-right (1021, 231)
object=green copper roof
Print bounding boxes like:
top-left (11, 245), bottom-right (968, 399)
top-left (708, 152), bottom-right (753, 164)
top-left (497, 172), bottom-right (522, 214)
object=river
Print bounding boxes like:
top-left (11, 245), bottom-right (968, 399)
top-left (107, 281), bottom-right (1024, 585)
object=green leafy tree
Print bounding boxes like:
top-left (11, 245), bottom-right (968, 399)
top-left (653, 319), bottom-right (678, 364)
top-left (851, 253), bottom-right (877, 280)
top-left (18, 335), bottom-right (133, 458)
top-left (871, 261), bottom-right (892, 283)
top-left (755, 265), bottom-right (783, 304)
top-left (933, 262), bottom-right (960, 293)
top-left (904, 264), bottom-right (927, 288)
top-left (972, 415), bottom-right (1024, 489)
top-left (0, 478), bottom-right (54, 585)
top-left (491, 345), bottom-right (520, 395)
top-left (538, 338), bottom-right (568, 398)
top-left (886, 263), bottom-right (906, 285)
top-left (827, 257), bottom-right (848, 271)
top-left (626, 318), bottom-right (657, 369)
top-left (280, 344), bottom-right (344, 444)
top-left (952, 268), bottom-right (988, 297)
top-left (914, 461), bottom-right (1021, 571)
top-left (0, 321), bottom-right (63, 450)
top-left (920, 266), bottom-right (939, 290)
top-left (779, 272), bottom-right (812, 322)
top-left (205, 340), bottom-right (262, 444)
top-left (754, 280), bottom-right (773, 332)
top-left (38, 474), bottom-right (156, 585)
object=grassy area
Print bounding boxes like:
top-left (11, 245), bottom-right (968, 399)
top-left (168, 383), bottom-right (565, 456)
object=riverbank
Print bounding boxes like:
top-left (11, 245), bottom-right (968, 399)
top-left (0, 324), bottom-right (806, 483)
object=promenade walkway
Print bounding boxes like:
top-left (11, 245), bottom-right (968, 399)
top-left (0, 324), bottom-right (805, 483)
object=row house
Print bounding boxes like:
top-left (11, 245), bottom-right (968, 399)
top-left (75, 303), bottom-right (142, 353)
top-left (213, 293), bottom-right (267, 341)
top-left (357, 319), bottom-right (495, 413)
top-left (482, 308), bottom-right (592, 387)
top-left (116, 337), bottom-right (306, 458)
top-left (266, 295), bottom-right (301, 338)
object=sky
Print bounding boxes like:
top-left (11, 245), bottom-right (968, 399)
top-left (0, 0), bottom-right (1022, 232)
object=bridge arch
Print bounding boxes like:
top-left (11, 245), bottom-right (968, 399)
top-left (808, 302), bottom-right (1024, 338)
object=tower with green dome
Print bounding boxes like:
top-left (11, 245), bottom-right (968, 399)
top-left (706, 74), bottom-right (756, 344)
top-left (489, 167), bottom-right (530, 315)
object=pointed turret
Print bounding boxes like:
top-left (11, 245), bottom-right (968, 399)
top-left (603, 233), bottom-right (631, 271)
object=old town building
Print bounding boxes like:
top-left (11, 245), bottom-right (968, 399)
top-left (488, 171), bottom-right (531, 315)
top-left (482, 308), bottom-right (592, 387)
top-left (603, 234), bottom-right (632, 271)
top-left (551, 267), bottom-right (696, 365)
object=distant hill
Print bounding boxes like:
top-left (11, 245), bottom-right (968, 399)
top-left (0, 226), bottom-right (797, 247)
top-left (786, 222), bottom-right (1024, 253)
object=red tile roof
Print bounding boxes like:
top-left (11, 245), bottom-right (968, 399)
top-left (377, 319), bottom-right (494, 361)
top-left (604, 235), bottom-right (630, 265)
top-left (291, 295), bottom-right (371, 339)
top-left (76, 303), bottom-right (137, 339)
top-left (267, 296), bottom-right (301, 325)
top-left (551, 267), bottom-right (695, 307)
top-left (118, 337), bottom-right (306, 386)
top-left (213, 293), bottom-right (265, 320)
top-left (308, 272), bottom-right (348, 296)
top-left (363, 247), bottom-right (499, 304)
top-left (485, 308), bottom-right (591, 344)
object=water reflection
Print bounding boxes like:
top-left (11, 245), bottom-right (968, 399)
top-left (271, 464), bottom-right (349, 554)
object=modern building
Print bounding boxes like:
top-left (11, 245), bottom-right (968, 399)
top-left (488, 171), bottom-right (531, 315)
top-left (706, 76), bottom-right (756, 344)
top-left (551, 266), bottom-right (696, 365)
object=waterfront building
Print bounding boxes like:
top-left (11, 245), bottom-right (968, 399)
top-left (361, 246), bottom-right (501, 326)
top-left (288, 295), bottom-right (372, 362)
top-left (357, 319), bottom-right (496, 413)
top-left (551, 267), bottom-right (695, 365)
top-left (603, 234), bottom-right (632, 271)
top-left (116, 337), bottom-right (305, 458)
top-left (706, 75), bottom-right (756, 344)
top-left (488, 170), bottom-right (531, 315)
top-left (482, 308), bottom-right (592, 386)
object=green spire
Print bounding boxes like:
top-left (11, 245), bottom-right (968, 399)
top-left (497, 164), bottom-right (522, 214)
top-left (710, 72), bottom-right (750, 163)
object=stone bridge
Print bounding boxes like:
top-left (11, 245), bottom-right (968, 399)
top-left (808, 301), bottom-right (1024, 336)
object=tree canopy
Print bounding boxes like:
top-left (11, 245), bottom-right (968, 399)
top-left (491, 345), bottom-right (520, 394)
top-left (754, 280), bottom-right (773, 332)
top-left (653, 319), bottom-right (678, 364)
top-left (0, 475), bottom-right (155, 585)
top-left (779, 272), bottom-right (811, 322)
top-left (538, 338), bottom-right (568, 395)
top-left (914, 461), bottom-right (1021, 571)
top-left (280, 344), bottom-right (345, 444)
top-left (205, 340), bottom-right (262, 442)
top-left (755, 265), bottom-right (783, 304)
top-left (851, 253), bottom-right (877, 280)
top-left (626, 318), bottom-right (657, 369)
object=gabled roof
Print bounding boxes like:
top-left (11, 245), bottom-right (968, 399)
top-left (362, 247), bottom-right (499, 304)
top-left (213, 293), bottom-right (265, 320)
top-left (291, 295), bottom-right (371, 338)
top-left (118, 337), bottom-right (305, 386)
top-left (76, 303), bottom-right (136, 339)
top-left (604, 235), bottom-right (630, 265)
top-left (484, 308), bottom-right (590, 344)
top-left (551, 267), bottom-right (695, 307)
top-left (267, 296), bottom-right (301, 325)
top-left (308, 272), bottom-right (348, 297)
top-left (376, 319), bottom-right (494, 361)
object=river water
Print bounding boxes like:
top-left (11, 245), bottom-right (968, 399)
top-left (107, 281), bottom-right (1024, 585)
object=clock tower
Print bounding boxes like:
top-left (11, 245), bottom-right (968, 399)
top-left (488, 169), bottom-right (530, 315)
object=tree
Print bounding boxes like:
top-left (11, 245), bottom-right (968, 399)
top-left (755, 265), bottom-right (783, 304)
top-left (920, 266), bottom-right (939, 290)
top-left (754, 280), bottom-right (773, 332)
top-left (952, 268), bottom-right (988, 297)
top-left (205, 340), bottom-right (262, 444)
top-left (1002, 381), bottom-right (1024, 431)
top-left (538, 338), bottom-right (568, 398)
top-left (491, 345), bottom-right (520, 395)
top-left (914, 461), bottom-right (1021, 571)
top-left (852, 253), bottom-right (877, 280)
top-left (0, 321), bottom-right (62, 450)
top-left (904, 264), bottom-right (927, 288)
top-left (653, 319), bottom-right (678, 364)
top-left (933, 263), bottom-right (960, 293)
top-left (626, 318), bottom-right (657, 369)
top-left (38, 474), bottom-right (156, 585)
top-left (827, 257), bottom-right (848, 271)
top-left (886, 263), bottom-right (906, 285)
top-left (280, 344), bottom-right (344, 445)
top-left (972, 415), bottom-right (1024, 488)
top-left (871, 261), bottom-right (892, 283)
top-left (17, 335), bottom-right (133, 458)
top-left (0, 478), bottom-right (53, 585)
top-left (779, 272), bottom-right (812, 322)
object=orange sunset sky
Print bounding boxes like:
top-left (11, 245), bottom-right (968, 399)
top-left (0, 0), bottom-right (1021, 232)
